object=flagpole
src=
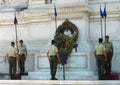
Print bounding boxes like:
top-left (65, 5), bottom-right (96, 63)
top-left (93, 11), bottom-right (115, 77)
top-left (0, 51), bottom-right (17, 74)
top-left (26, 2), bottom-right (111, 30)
top-left (14, 13), bottom-right (18, 50)
top-left (54, 3), bottom-right (57, 30)
top-left (100, 5), bottom-right (103, 38)
top-left (100, 17), bottom-right (103, 38)
top-left (105, 16), bottom-right (106, 37)
top-left (104, 3), bottom-right (107, 37)
top-left (63, 64), bottom-right (65, 80)
top-left (15, 24), bottom-right (18, 50)
top-left (14, 12), bottom-right (19, 74)
top-left (55, 15), bottom-right (57, 30)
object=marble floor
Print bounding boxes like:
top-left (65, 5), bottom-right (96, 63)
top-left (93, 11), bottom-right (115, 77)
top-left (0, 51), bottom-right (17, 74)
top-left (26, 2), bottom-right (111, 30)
top-left (0, 80), bottom-right (120, 85)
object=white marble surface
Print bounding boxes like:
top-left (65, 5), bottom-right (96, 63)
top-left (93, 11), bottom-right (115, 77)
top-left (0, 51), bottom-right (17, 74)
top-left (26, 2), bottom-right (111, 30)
top-left (27, 52), bottom-right (97, 80)
top-left (0, 0), bottom-right (119, 80)
top-left (35, 53), bottom-right (90, 71)
top-left (0, 80), bottom-right (120, 85)
top-left (28, 71), bottom-right (98, 80)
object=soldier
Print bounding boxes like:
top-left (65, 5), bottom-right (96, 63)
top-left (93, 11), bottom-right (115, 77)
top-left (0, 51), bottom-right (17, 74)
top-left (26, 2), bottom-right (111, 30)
top-left (18, 40), bottom-right (27, 75)
top-left (94, 38), bottom-right (107, 80)
top-left (103, 35), bottom-right (114, 74)
top-left (6, 42), bottom-right (19, 79)
top-left (47, 40), bottom-right (61, 80)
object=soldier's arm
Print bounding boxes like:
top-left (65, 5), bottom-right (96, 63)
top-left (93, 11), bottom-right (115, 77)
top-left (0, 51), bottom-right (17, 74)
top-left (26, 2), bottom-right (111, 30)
top-left (56, 52), bottom-right (61, 63)
top-left (55, 47), bottom-right (61, 63)
top-left (25, 50), bottom-right (27, 58)
top-left (112, 47), bottom-right (113, 53)
top-left (111, 42), bottom-right (114, 56)
top-left (5, 49), bottom-right (9, 61)
top-left (15, 49), bottom-right (19, 62)
top-left (47, 52), bottom-right (49, 58)
top-left (111, 47), bottom-right (114, 57)
top-left (6, 53), bottom-right (9, 61)
top-left (93, 50), bottom-right (97, 59)
top-left (16, 53), bottom-right (19, 62)
top-left (25, 50), bottom-right (27, 61)
top-left (25, 46), bottom-right (27, 57)
top-left (47, 52), bottom-right (51, 62)
top-left (103, 50), bottom-right (107, 62)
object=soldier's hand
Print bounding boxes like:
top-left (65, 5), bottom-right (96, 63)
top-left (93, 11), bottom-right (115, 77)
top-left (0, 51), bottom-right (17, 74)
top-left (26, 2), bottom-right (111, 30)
top-left (25, 54), bottom-right (27, 57)
top-left (111, 53), bottom-right (113, 57)
top-left (105, 58), bottom-right (107, 62)
top-left (24, 57), bottom-right (27, 62)
top-left (6, 57), bottom-right (8, 61)
top-left (58, 59), bottom-right (61, 63)
top-left (49, 59), bottom-right (51, 62)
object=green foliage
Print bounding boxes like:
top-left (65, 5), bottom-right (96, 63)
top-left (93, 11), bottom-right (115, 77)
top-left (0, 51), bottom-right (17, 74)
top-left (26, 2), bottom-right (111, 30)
top-left (54, 19), bottom-right (79, 63)
top-left (55, 35), bottom-right (74, 56)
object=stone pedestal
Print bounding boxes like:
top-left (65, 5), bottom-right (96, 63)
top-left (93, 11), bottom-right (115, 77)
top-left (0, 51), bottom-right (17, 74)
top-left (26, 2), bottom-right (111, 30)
top-left (27, 53), bottom-right (97, 80)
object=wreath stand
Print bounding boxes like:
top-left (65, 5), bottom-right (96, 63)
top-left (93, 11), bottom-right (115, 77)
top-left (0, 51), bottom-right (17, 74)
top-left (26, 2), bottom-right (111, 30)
top-left (63, 64), bottom-right (65, 80)
top-left (54, 19), bottom-right (79, 80)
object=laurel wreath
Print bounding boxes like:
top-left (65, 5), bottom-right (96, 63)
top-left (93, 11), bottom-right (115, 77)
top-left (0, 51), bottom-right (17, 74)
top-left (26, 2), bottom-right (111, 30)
top-left (54, 19), bottom-right (79, 64)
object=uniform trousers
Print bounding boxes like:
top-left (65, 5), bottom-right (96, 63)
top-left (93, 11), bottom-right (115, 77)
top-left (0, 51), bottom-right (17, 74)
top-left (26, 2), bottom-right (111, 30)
top-left (106, 52), bottom-right (113, 74)
top-left (96, 55), bottom-right (106, 80)
top-left (50, 55), bottom-right (58, 78)
top-left (19, 54), bottom-right (25, 75)
top-left (8, 57), bottom-right (16, 79)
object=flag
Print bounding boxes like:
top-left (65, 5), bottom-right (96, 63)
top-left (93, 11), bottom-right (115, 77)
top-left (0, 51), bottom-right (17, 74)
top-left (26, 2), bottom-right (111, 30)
top-left (60, 53), bottom-right (68, 64)
top-left (103, 4), bottom-right (107, 18)
top-left (100, 5), bottom-right (103, 18)
top-left (14, 16), bottom-right (18, 25)
top-left (54, 3), bottom-right (57, 16)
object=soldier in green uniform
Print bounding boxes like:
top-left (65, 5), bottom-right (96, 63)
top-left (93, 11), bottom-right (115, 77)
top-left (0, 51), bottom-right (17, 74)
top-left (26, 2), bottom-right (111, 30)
top-left (94, 38), bottom-right (107, 80)
top-left (103, 35), bottom-right (114, 74)
top-left (18, 40), bottom-right (27, 75)
top-left (6, 42), bottom-right (19, 79)
top-left (47, 40), bottom-right (61, 80)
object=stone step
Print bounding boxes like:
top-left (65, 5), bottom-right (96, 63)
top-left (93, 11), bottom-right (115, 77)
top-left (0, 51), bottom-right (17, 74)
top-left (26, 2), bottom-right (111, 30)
top-left (27, 71), bottom-right (98, 80)
top-left (0, 74), bottom-right (10, 80)
top-left (103, 74), bottom-right (119, 80)
top-left (1, 80), bottom-right (120, 85)
top-left (21, 75), bottom-right (29, 80)
top-left (29, 70), bottom-right (95, 76)
top-left (28, 75), bottom-right (98, 80)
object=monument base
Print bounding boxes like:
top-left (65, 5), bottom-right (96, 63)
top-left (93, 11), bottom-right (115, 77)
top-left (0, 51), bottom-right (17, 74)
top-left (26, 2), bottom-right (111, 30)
top-left (21, 52), bottom-right (98, 80)
top-left (23, 71), bottom-right (97, 80)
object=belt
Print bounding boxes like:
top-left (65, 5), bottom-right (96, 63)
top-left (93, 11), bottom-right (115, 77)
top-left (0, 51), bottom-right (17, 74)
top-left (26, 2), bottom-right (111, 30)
top-left (50, 55), bottom-right (56, 57)
top-left (97, 54), bottom-right (104, 56)
top-left (9, 56), bottom-right (16, 58)
top-left (20, 54), bottom-right (25, 55)
top-left (108, 51), bottom-right (112, 53)
top-left (20, 54), bottom-right (25, 56)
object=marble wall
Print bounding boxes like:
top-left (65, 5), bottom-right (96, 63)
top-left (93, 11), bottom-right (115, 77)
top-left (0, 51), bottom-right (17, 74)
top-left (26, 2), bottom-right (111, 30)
top-left (89, 1), bottom-right (120, 72)
top-left (0, 0), bottom-right (119, 78)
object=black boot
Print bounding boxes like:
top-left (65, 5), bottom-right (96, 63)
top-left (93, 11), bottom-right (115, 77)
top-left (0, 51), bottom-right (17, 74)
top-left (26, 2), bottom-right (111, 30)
top-left (52, 75), bottom-right (57, 80)
top-left (51, 75), bottom-right (58, 80)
